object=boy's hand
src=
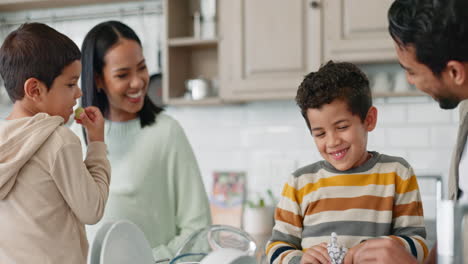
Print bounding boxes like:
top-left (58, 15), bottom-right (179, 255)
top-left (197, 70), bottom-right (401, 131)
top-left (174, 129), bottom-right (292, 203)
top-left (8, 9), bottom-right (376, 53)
top-left (301, 243), bottom-right (331, 264)
top-left (75, 106), bottom-right (104, 142)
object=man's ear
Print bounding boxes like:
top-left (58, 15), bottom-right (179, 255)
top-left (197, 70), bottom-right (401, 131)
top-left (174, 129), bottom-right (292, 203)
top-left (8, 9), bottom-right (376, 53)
top-left (446, 60), bottom-right (466, 86)
top-left (23, 78), bottom-right (45, 102)
top-left (365, 106), bottom-right (378, 132)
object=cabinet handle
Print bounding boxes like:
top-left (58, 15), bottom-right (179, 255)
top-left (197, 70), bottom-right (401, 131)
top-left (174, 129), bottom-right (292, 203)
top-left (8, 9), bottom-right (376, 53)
top-left (310, 1), bottom-right (320, 8)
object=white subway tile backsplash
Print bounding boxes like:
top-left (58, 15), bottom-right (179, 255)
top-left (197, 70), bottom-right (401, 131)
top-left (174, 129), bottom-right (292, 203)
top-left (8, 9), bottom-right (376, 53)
top-left (407, 149), bottom-right (451, 173)
top-left (284, 149), bottom-right (322, 169)
top-left (407, 103), bottom-right (454, 124)
top-left (195, 150), bottom-right (248, 190)
top-left (246, 150), bottom-right (292, 195)
top-left (240, 126), bottom-right (311, 149)
top-left (167, 105), bottom-right (246, 128)
top-left (368, 127), bottom-right (386, 148)
top-left (245, 101), bottom-right (304, 126)
top-left (387, 127), bottom-right (430, 147)
top-left (375, 104), bottom-right (407, 124)
top-left (431, 126), bottom-right (458, 148)
top-left (185, 126), bottom-right (243, 150)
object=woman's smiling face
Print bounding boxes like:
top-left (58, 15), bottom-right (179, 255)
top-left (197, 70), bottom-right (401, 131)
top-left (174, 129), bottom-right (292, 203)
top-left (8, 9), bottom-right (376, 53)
top-left (99, 38), bottom-right (149, 121)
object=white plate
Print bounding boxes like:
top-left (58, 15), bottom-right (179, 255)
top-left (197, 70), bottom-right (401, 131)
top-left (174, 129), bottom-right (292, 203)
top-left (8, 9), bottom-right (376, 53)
top-left (88, 222), bottom-right (114, 264)
top-left (98, 220), bottom-right (154, 264)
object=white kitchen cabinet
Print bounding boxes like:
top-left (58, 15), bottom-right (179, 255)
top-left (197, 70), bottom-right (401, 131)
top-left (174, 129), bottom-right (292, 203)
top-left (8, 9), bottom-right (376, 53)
top-left (323, 0), bottom-right (397, 63)
top-left (219, 0), bottom-right (322, 101)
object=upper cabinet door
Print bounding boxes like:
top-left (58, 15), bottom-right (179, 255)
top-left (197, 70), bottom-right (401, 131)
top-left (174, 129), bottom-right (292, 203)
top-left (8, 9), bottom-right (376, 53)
top-left (324, 0), bottom-right (396, 63)
top-left (219, 0), bottom-right (322, 101)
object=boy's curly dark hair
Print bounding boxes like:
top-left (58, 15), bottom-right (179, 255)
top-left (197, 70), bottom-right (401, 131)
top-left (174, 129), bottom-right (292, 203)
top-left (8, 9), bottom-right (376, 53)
top-left (296, 61), bottom-right (372, 130)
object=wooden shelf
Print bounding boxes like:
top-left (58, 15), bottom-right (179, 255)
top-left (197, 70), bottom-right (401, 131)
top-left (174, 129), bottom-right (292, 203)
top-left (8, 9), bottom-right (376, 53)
top-left (166, 97), bottom-right (223, 106)
top-left (168, 37), bottom-right (218, 47)
top-left (163, 0), bottom-right (221, 106)
top-left (0, 0), bottom-right (132, 11)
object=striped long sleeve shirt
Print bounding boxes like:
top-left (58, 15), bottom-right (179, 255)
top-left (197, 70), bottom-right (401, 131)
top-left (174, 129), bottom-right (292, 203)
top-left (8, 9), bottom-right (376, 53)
top-left (266, 152), bottom-right (428, 264)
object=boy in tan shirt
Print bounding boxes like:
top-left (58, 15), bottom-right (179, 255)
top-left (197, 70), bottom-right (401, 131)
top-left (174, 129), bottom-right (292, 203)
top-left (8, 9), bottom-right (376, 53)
top-left (0, 23), bottom-right (111, 263)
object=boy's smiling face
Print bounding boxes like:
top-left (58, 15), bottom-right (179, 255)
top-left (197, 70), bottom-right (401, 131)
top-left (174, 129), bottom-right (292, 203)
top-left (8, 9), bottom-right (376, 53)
top-left (307, 99), bottom-right (377, 171)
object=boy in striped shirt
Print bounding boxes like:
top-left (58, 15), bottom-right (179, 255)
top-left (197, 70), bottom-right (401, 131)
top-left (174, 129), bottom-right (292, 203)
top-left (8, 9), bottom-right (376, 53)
top-left (266, 61), bottom-right (427, 264)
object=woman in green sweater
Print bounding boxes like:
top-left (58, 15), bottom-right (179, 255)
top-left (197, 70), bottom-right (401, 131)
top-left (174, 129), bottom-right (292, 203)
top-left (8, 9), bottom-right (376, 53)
top-left (72, 20), bottom-right (212, 260)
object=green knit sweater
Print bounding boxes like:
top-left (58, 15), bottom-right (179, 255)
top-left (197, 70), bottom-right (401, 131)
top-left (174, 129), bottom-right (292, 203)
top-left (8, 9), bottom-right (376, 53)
top-left (71, 113), bottom-right (211, 260)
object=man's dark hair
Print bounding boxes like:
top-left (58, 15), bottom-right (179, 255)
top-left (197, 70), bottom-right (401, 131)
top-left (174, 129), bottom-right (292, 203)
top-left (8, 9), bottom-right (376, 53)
top-left (296, 61), bottom-right (372, 130)
top-left (0, 22), bottom-right (81, 102)
top-left (388, 0), bottom-right (468, 75)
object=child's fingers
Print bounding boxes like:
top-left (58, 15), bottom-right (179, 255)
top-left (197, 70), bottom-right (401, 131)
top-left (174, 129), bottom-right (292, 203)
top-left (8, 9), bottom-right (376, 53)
top-left (84, 106), bottom-right (102, 121)
top-left (316, 246), bottom-right (332, 263)
top-left (303, 250), bottom-right (330, 264)
top-left (77, 110), bottom-right (96, 128)
top-left (84, 106), bottom-right (102, 117)
top-left (302, 247), bottom-right (329, 264)
top-left (85, 111), bottom-right (96, 122)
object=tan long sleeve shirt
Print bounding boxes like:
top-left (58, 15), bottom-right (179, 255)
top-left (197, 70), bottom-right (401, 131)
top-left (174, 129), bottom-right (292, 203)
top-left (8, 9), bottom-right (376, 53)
top-left (0, 113), bottom-right (110, 263)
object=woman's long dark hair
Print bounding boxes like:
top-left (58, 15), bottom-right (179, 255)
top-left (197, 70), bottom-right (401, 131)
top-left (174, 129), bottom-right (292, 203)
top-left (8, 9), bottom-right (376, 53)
top-left (80, 20), bottom-right (163, 134)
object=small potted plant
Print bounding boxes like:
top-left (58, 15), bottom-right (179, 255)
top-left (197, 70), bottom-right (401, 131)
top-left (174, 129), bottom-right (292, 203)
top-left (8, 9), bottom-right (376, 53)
top-left (242, 189), bottom-right (276, 235)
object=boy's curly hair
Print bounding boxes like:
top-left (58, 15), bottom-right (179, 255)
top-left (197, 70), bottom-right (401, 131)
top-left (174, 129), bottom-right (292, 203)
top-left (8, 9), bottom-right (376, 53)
top-left (296, 61), bottom-right (372, 130)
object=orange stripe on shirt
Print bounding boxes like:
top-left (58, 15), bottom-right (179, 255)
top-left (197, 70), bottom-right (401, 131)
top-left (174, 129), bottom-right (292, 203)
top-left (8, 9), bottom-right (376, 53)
top-left (275, 207), bottom-right (303, 228)
top-left (414, 237), bottom-right (428, 260)
top-left (393, 201), bottom-right (424, 217)
top-left (304, 195), bottom-right (394, 215)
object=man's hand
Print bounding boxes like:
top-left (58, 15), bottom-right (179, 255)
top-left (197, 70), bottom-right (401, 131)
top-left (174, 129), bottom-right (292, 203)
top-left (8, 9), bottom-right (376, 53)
top-left (301, 243), bottom-right (331, 264)
top-left (344, 238), bottom-right (417, 264)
